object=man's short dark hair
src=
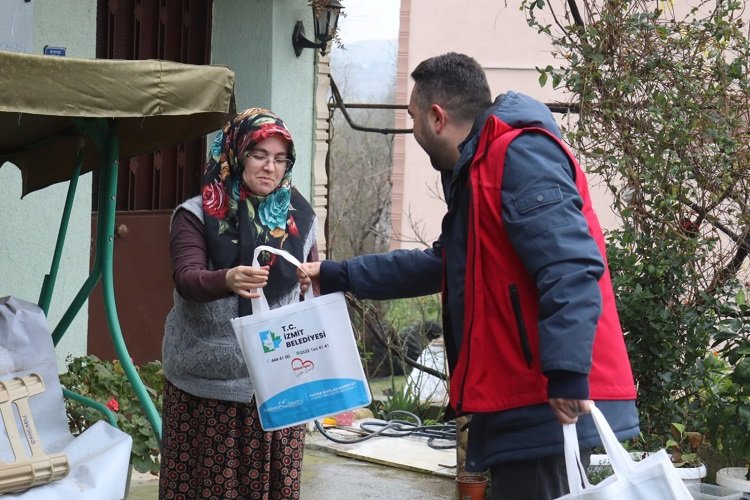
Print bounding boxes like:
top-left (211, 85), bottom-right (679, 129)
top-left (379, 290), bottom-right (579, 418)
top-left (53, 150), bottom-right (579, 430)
top-left (410, 52), bottom-right (492, 123)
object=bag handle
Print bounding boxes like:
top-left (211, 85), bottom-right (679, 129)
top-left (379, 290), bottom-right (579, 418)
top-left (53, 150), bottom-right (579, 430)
top-left (589, 405), bottom-right (635, 476)
top-left (563, 419), bottom-right (592, 494)
top-left (250, 245), bottom-right (314, 313)
top-left (562, 404), bottom-right (636, 493)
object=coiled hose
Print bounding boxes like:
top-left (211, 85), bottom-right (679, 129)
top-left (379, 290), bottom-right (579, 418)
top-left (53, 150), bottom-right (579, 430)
top-left (314, 410), bottom-right (457, 450)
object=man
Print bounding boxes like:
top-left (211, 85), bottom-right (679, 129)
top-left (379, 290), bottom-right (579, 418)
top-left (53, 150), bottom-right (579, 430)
top-left (299, 52), bottom-right (639, 499)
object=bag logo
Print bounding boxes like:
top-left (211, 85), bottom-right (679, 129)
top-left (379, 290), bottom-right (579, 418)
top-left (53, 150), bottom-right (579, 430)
top-left (259, 330), bottom-right (282, 353)
top-left (291, 357), bottom-right (315, 377)
top-left (266, 399), bottom-right (304, 413)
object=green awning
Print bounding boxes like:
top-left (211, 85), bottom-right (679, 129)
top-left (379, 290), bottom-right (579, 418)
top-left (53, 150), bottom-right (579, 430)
top-left (0, 50), bottom-right (235, 196)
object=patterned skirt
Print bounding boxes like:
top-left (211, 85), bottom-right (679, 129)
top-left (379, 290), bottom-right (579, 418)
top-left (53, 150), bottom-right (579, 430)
top-left (159, 379), bottom-right (304, 499)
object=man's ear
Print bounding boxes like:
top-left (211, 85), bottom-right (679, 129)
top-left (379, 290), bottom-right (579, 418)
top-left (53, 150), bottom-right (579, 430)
top-left (430, 104), bottom-right (449, 133)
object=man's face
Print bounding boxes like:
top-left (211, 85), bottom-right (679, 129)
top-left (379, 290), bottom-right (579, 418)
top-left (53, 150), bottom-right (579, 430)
top-left (407, 87), bottom-right (430, 153)
top-left (408, 86), bottom-right (452, 171)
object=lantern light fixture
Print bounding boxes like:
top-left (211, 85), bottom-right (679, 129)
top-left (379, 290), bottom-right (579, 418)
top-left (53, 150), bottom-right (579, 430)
top-left (292, 0), bottom-right (344, 57)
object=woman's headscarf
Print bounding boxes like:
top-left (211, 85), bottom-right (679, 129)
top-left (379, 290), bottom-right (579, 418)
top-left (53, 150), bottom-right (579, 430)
top-left (201, 108), bottom-right (315, 316)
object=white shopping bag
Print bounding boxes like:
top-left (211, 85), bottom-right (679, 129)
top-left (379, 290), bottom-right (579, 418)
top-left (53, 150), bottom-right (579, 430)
top-left (557, 404), bottom-right (693, 499)
top-left (231, 246), bottom-right (372, 431)
top-left (0, 296), bottom-right (133, 500)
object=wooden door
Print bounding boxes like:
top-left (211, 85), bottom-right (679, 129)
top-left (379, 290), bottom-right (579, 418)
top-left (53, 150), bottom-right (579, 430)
top-left (88, 0), bottom-right (213, 364)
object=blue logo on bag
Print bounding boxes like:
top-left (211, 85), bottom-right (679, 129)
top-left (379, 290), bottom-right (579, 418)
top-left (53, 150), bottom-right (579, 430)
top-left (259, 330), bottom-right (282, 353)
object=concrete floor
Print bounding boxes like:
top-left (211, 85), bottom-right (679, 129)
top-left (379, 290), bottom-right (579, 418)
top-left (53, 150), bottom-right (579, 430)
top-left (126, 447), bottom-right (457, 499)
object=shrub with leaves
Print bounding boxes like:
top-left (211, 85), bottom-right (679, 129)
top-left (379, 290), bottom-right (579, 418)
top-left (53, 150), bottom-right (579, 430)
top-left (703, 289), bottom-right (750, 476)
top-left (372, 382), bottom-right (435, 421)
top-left (59, 355), bottom-right (163, 474)
top-left (523, 0), bottom-right (750, 449)
top-left (666, 422), bottom-right (704, 467)
top-left (606, 229), bottom-right (717, 443)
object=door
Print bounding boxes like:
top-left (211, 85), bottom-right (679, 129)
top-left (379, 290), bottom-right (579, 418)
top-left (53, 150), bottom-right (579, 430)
top-left (88, 0), bottom-right (213, 364)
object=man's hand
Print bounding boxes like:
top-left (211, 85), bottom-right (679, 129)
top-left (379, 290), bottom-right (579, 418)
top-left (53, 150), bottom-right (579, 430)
top-left (297, 262), bottom-right (321, 296)
top-left (225, 265), bottom-right (269, 299)
top-left (549, 398), bottom-right (593, 425)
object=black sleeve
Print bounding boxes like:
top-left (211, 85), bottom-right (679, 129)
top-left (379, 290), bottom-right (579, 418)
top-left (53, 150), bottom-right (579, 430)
top-left (319, 240), bottom-right (443, 300)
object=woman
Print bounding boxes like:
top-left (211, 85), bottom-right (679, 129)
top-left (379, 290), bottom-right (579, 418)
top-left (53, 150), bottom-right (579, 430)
top-left (159, 108), bottom-right (318, 499)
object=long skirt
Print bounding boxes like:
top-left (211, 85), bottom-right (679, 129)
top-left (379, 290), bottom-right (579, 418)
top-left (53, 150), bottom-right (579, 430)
top-left (159, 379), bottom-right (304, 499)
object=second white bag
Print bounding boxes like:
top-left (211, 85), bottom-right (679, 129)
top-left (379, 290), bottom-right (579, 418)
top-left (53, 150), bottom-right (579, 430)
top-left (230, 246), bottom-right (372, 431)
top-left (556, 404), bottom-right (693, 500)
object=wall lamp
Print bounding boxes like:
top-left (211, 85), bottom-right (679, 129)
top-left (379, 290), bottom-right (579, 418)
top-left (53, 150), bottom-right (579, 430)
top-left (292, 0), bottom-right (344, 57)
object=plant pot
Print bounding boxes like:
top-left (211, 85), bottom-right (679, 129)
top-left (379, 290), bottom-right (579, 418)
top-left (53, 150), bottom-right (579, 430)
top-left (675, 462), bottom-right (707, 486)
top-left (455, 474), bottom-right (488, 500)
top-left (717, 467), bottom-right (750, 497)
top-left (590, 453), bottom-right (707, 486)
top-left (687, 483), bottom-right (744, 500)
top-left (590, 451), bottom-right (650, 466)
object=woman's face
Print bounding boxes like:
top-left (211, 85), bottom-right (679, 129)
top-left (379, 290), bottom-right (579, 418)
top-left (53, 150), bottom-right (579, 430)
top-left (240, 134), bottom-right (291, 196)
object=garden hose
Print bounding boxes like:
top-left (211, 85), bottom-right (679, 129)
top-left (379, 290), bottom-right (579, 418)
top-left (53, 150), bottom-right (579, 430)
top-left (314, 410), bottom-right (457, 449)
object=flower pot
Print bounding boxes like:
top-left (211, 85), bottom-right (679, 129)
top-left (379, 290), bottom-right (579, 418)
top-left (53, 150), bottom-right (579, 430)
top-left (591, 452), bottom-right (707, 486)
top-left (590, 451), bottom-right (649, 466)
top-left (675, 462), bottom-right (707, 486)
top-left (333, 410), bottom-right (354, 426)
top-left (717, 467), bottom-right (750, 498)
top-left (687, 483), bottom-right (744, 500)
top-left (455, 474), bottom-right (488, 500)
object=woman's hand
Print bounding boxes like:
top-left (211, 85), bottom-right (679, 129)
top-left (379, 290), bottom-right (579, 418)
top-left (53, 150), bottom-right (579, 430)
top-left (297, 262), bottom-right (321, 296)
top-left (225, 265), bottom-right (269, 299)
top-left (549, 398), bottom-right (593, 425)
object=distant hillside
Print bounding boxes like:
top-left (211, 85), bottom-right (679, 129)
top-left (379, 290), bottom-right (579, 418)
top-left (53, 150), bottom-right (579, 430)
top-left (331, 39), bottom-right (397, 103)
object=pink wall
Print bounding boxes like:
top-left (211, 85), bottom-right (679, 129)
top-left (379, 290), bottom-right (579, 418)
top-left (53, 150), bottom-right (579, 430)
top-left (391, 0), bottom-right (618, 249)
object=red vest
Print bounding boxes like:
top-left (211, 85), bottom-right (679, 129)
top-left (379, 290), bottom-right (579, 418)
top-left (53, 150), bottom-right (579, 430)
top-left (450, 115), bottom-right (636, 412)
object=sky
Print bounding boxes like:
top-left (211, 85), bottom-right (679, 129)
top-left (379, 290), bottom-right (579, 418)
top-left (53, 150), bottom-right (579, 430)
top-left (336, 0), bottom-right (400, 43)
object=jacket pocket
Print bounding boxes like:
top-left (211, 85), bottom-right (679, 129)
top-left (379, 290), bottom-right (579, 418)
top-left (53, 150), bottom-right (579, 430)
top-left (509, 284), bottom-right (533, 368)
top-left (513, 185), bottom-right (563, 214)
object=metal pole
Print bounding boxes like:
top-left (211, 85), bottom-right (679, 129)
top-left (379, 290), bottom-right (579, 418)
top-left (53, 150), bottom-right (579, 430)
top-left (98, 126), bottom-right (163, 447)
top-left (38, 144), bottom-right (84, 316)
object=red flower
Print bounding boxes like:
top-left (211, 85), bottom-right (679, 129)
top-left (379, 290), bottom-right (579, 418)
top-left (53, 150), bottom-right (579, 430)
top-left (287, 215), bottom-right (299, 237)
top-left (106, 398), bottom-right (120, 412)
top-left (679, 218), bottom-right (700, 238)
top-left (202, 182), bottom-right (229, 219)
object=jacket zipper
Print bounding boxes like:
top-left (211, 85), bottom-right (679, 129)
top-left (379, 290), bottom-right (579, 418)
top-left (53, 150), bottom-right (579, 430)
top-left (456, 179), bottom-right (475, 413)
top-left (509, 284), bottom-right (533, 368)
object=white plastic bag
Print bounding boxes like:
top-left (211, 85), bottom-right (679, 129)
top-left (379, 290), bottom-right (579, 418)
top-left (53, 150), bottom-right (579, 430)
top-left (0, 296), bottom-right (132, 500)
top-left (231, 246), bottom-right (371, 431)
top-left (557, 404), bottom-right (693, 499)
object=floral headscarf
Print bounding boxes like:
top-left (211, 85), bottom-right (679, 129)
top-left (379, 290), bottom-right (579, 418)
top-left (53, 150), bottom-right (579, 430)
top-left (202, 108), bottom-right (315, 316)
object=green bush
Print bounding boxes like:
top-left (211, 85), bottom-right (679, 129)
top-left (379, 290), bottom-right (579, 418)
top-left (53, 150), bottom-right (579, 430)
top-left (372, 382), bottom-right (432, 420)
top-left (702, 291), bottom-right (750, 472)
top-left (523, 0), bottom-right (750, 454)
top-left (606, 230), bottom-right (715, 445)
top-left (59, 355), bottom-right (163, 474)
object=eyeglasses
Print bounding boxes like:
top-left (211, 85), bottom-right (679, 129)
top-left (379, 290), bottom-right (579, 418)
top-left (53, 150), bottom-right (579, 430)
top-left (243, 151), bottom-right (292, 169)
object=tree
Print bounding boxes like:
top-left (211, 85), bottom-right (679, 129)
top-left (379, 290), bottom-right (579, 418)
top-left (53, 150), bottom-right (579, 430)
top-left (327, 50), bottom-right (445, 381)
top-left (524, 0), bottom-right (750, 449)
top-left (327, 105), bottom-right (394, 260)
